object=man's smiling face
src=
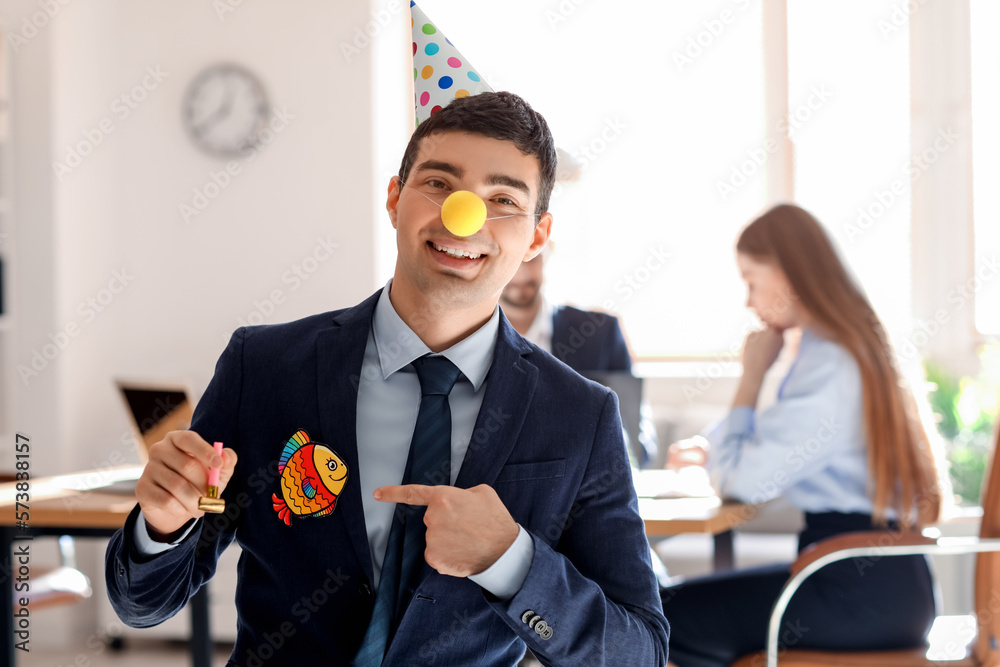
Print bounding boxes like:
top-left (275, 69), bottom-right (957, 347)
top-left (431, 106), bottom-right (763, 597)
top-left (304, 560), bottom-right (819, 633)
top-left (387, 130), bottom-right (552, 314)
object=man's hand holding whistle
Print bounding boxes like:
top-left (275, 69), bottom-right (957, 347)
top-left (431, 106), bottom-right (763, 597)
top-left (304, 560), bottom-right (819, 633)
top-left (135, 430), bottom-right (238, 542)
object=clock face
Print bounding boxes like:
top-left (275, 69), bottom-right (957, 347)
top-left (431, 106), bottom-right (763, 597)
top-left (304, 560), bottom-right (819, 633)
top-left (183, 64), bottom-right (269, 158)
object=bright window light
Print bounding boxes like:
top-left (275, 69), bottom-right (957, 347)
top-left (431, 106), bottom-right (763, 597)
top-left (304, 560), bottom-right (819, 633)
top-left (925, 614), bottom-right (976, 661)
top-left (788, 0), bottom-right (911, 343)
top-left (417, 1), bottom-right (914, 356)
top-left (971, 0), bottom-right (1000, 335)
top-left (422, 0), bottom-right (766, 358)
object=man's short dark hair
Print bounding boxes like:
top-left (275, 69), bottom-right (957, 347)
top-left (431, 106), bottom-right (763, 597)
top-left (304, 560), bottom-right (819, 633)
top-left (398, 91), bottom-right (556, 218)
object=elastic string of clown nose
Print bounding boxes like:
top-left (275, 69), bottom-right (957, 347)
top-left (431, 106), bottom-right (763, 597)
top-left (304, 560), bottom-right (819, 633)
top-left (401, 181), bottom-right (526, 237)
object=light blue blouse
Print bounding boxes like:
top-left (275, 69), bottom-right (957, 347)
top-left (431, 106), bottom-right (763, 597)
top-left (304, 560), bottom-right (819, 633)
top-left (705, 329), bottom-right (878, 516)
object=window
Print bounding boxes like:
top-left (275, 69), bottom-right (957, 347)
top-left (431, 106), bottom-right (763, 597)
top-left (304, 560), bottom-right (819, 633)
top-left (788, 0), bottom-right (911, 343)
top-left (971, 0), bottom-right (1000, 335)
top-left (429, 0), bottom-right (766, 357)
top-left (408, 1), bottom-right (917, 356)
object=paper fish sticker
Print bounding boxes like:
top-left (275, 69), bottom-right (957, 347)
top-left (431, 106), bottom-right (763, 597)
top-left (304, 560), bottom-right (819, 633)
top-left (271, 429), bottom-right (348, 526)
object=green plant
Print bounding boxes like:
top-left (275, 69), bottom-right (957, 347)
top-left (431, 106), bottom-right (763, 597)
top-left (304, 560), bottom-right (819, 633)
top-left (925, 344), bottom-right (1000, 506)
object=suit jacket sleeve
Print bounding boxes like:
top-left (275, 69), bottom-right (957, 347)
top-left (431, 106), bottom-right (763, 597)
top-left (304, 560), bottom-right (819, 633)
top-left (486, 391), bottom-right (670, 666)
top-left (105, 328), bottom-right (246, 628)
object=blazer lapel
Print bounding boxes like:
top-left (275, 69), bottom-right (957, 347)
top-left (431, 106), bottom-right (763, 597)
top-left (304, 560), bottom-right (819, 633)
top-left (315, 289), bottom-right (382, 584)
top-left (454, 314), bottom-right (538, 489)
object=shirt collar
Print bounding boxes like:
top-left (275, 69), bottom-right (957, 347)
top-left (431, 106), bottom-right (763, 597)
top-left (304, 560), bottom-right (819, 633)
top-left (372, 279), bottom-right (498, 391)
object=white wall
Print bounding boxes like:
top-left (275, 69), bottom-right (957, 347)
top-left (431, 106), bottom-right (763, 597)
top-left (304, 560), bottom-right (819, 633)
top-left (0, 0), bottom-right (422, 651)
top-left (5, 0), bottom-right (416, 474)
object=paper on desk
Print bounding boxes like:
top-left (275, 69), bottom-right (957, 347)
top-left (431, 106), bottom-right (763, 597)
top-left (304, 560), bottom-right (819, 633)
top-left (633, 468), bottom-right (716, 499)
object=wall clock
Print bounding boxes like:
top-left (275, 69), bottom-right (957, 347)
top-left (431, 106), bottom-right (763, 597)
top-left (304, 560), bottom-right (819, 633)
top-left (183, 64), bottom-right (269, 158)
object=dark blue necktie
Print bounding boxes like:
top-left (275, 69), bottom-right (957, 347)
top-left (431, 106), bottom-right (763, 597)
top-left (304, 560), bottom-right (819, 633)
top-left (354, 355), bottom-right (461, 667)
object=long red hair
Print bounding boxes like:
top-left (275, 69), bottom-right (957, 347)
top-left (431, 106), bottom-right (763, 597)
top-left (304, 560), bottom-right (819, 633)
top-left (737, 204), bottom-right (941, 527)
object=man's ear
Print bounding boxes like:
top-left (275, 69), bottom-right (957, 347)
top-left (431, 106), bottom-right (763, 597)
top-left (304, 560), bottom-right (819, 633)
top-left (386, 177), bottom-right (402, 229)
top-left (523, 212), bottom-right (553, 261)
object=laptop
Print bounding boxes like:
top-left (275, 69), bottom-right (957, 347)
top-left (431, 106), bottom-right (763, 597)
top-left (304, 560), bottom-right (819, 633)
top-left (115, 379), bottom-right (195, 463)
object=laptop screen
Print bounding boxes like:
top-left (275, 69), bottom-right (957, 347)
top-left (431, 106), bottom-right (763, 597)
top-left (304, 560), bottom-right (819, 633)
top-left (121, 388), bottom-right (189, 435)
top-left (115, 381), bottom-right (194, 461)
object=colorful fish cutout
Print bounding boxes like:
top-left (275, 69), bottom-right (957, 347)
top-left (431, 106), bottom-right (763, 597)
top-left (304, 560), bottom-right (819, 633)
top-left (271, 429), bottom-right (348, 526)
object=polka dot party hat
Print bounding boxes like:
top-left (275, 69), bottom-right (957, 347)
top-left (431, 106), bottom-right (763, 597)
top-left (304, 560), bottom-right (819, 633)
top-left (411, 1), bottom-right (494, 125)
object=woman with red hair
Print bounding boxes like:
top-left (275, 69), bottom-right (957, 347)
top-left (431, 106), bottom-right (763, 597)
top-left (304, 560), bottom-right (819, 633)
top-left (662, 204), bottom-right (943, 667)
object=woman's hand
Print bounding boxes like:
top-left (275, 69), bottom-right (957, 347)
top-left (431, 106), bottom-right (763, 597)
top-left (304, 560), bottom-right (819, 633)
top-left (732, 327), bottom-right (785, 408)
top-left (740, 327), bottom-right (785, 378)
top-left (666, 437), bottom-right (708, 469)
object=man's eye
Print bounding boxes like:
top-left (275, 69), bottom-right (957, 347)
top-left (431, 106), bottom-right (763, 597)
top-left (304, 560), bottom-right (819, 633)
top-left (493, 196), bottom-right (518, 207)
top-left (427, 179), bottom-right (449, 190)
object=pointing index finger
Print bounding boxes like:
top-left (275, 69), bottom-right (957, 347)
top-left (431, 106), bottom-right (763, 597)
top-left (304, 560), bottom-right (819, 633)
top-left (374, 484), bottom-right (435, 506)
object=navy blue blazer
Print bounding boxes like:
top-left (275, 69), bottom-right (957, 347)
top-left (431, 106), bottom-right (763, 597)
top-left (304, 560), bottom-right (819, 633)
top-left (105, 289), bottom-right (669, 666)
top-left (550, 306), bottom-right (632, 374)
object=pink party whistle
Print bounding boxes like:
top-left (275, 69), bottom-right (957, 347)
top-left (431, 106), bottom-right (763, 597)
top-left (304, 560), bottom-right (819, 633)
top-left (198, 441), bottom-right (226, 513)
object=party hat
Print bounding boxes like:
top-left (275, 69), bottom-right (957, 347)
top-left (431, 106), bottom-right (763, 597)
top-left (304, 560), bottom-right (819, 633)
top-left (411, 2), bottom-right (494, 126)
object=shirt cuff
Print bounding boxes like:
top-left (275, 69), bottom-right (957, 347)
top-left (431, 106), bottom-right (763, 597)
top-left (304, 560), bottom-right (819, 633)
top-left (724, 406), bottom-right (755, 437)
top-left (133, 510), bottom-right (199, 556)
top-left (468, 524), bottom-right (534, 600)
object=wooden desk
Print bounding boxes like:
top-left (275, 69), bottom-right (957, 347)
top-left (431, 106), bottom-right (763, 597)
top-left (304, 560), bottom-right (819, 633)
top-left (0, 466), bottom-right (213, 667)
top-left (634, 469), bottom-right (756, 571)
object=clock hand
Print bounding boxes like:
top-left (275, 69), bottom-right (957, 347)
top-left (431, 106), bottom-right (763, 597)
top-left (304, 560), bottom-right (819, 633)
top-left (191, 79), bottom-right (236, 136)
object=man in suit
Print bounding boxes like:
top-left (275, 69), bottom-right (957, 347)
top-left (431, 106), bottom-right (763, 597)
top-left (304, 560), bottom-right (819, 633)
top-left (105, 92), bottom-right (669, 666)
top-left (501, 252), bottom-right (659, 467)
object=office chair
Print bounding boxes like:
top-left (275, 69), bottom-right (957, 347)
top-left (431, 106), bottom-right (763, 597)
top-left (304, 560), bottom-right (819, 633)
top-left (733, 408), bottom-right (1000, 667)
top-left (20, 535), bottom-right (93, 610)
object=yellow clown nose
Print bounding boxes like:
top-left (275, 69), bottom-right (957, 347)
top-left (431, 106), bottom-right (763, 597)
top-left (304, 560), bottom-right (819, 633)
top-left (441, 190), bottom-right (487, 237)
